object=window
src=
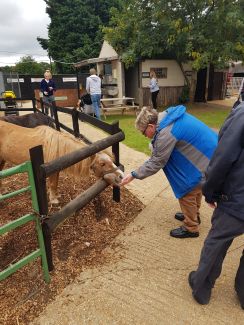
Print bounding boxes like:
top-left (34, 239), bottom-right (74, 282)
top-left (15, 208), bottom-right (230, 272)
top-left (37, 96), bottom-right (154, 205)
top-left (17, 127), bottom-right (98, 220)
top-left (104, 63), bottom-right (112, 75)
top-left (150, 68), bottom-right (167, 78)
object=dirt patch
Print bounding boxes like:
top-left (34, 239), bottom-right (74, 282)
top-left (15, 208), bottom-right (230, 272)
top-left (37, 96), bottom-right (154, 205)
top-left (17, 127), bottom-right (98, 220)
top-left (0, 163), bottom-right (144, 325)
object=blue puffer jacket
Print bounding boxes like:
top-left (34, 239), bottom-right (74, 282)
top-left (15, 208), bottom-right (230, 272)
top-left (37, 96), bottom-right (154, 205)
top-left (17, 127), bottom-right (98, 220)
top-left (160, 106), bottom-right (218, 197)
top-left (135, 105), bottom-right (218, 198)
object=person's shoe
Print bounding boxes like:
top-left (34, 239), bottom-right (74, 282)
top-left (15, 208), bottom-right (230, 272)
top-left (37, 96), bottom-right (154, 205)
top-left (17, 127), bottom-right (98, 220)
top-left (174, 212), bottom-right (185, 221)
top-left (170, 226), bottom-right (199, 238)
top-left (188, 271), bottom-right (211, 305)
top-left (174, 212), bottom-right (201, 224)
top-left (188, 271), bottom-right (195, 289)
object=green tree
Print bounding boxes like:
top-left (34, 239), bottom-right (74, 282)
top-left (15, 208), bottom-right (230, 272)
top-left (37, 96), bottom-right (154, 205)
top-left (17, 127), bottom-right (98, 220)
top-left (0, 65), bottom-right (13, 73)
top-left (14, 56), bottom-right (50, 74)
top-left (104, 0), bottom-right (244, 68)
top-left (38, 0), bottom-right (121, 73)
top-left (104, 0), bottom-right (244, 99)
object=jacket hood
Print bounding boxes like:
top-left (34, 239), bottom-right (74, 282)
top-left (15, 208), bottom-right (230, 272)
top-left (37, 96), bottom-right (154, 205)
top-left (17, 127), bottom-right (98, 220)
top-left (158, 105), bottom-right (186, 130)
top-left (89, 75), bottom-right (99, 79)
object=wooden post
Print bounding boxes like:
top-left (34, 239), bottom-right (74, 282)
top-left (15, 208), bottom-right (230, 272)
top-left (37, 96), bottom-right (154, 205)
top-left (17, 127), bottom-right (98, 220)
top-left (29, 146), bottom-right (48, 216)
top-left (111, 121), bottom-right (121, 202)
top-left (72, 108), bottom-right (80, 137)
top-left (41, 222), bottom-right (54, 271)
top-left (29, 146), bottom-right (54, 271)
top-left (47, 179), bottom-right (108, 232)
top-left (32, 98), bottom-right (37, 112)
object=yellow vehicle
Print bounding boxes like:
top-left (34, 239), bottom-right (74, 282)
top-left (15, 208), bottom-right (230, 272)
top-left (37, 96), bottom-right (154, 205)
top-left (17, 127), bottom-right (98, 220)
top-left (1, 90), bottom-right (18, 115)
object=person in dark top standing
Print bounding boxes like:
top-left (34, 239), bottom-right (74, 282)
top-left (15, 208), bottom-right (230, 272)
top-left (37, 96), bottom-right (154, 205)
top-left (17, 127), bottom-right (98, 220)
top-left (40, 70), bottom-right (56, 117)
top-left (188, 102), bottom-right (244, 309)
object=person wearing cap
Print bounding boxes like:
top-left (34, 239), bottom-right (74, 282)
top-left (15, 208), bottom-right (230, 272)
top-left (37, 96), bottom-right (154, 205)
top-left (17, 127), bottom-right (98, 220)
top-left (86, 68), bottom-right (102, 119)
top-left (120, 105), bottom-right (217, 238)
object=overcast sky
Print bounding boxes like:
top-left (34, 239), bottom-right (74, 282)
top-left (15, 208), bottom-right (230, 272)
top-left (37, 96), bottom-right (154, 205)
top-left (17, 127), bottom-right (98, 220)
top-left (0, 0), bottom-right (50, 66)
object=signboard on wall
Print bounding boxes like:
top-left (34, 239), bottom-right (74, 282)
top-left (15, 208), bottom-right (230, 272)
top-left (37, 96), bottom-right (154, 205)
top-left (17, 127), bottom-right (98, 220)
top-left (7, 78), bottom-right (24, 83)
top-left (142, 72), bottom-right (150, 78)
top-left (31, 78), bottom-right (42, 82)
top-left (185, 71), bottom-right (192, 77)
top-left (63, 77), bottom-right (77, 82)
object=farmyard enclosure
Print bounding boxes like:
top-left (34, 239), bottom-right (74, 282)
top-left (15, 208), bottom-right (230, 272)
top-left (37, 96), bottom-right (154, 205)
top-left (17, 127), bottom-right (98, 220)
top-left (0, 99), bottom-right (144, 324)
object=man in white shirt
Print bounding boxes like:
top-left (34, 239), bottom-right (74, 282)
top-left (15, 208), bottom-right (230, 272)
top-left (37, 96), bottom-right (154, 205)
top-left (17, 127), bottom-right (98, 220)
top-left (86, 68), bottom-right (102, 119)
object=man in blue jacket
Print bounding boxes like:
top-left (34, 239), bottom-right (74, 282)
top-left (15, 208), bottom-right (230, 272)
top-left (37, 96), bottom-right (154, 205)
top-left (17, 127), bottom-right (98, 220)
top-left (188, 102), bottom-right (244, 308)
top-left (121, 105), bottom-right (218, 238)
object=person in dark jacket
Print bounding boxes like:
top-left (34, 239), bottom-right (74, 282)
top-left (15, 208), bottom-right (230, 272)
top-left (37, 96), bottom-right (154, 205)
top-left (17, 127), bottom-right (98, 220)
top-left (120, 106), bottom-right (217, 238)
top-left (40, 70), bottom-right (56, 117)
top-left (188, 102), bottom-right (244, 309)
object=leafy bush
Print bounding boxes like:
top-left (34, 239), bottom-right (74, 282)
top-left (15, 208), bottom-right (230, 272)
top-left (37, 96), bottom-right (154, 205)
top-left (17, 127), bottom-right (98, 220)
top-left (179, 85), bottom-right (190, 103)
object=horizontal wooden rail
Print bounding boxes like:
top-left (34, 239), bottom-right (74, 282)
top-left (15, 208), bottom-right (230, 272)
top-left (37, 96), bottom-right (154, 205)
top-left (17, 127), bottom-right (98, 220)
top-left (47, 178), bottom-right (109, 232)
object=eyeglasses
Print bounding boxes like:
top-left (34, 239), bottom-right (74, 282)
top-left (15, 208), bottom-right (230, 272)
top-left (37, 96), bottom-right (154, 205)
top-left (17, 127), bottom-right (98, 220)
top-left (142, 124), bottom-right (149, 135)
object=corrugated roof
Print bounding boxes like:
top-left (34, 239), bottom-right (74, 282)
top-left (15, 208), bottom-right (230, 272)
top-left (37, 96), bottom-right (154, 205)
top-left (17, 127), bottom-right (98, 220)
top-left (74, 55), bottom-right (119, 68)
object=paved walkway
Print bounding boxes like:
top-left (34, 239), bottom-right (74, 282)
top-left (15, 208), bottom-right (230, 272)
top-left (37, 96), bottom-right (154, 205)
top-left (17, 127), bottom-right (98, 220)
top-left (30, 104), bottom-right (244, 325)
top-left (32, 198), bottom-right (244, 324)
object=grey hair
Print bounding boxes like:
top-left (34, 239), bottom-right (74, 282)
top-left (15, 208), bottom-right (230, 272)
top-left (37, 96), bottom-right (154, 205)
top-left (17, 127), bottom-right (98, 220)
top-left (90, 68), bottom-right (97, 75)
top-left (135, 106), bottom-right (158, 132)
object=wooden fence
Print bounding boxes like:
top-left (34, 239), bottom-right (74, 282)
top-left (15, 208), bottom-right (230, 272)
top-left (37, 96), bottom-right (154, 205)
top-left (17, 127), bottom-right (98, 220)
top-left (1, 98), bottom-right (125, 271)
top-left (139, 86), bottom-right (184, 107)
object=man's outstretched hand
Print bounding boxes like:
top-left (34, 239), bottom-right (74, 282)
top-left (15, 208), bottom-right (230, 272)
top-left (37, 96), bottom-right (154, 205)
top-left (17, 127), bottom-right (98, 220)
top-left (120, 174), bottom-right (134, 186)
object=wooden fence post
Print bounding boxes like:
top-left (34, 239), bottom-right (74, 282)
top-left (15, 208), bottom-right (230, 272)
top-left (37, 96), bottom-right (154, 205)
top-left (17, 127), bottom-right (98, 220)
top-left (71, 108), bottom-right (80, 137)
top-left (32, 98), bottom-right (37, 112)
top-left (111, 121), bottom-right (121, 202)
top-left (29, 146), bottom-right (54, 271)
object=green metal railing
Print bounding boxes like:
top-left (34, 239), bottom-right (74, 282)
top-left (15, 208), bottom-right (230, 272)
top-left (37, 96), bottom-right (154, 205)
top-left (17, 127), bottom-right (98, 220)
top-left (0, 161), bottom-right (50, 283)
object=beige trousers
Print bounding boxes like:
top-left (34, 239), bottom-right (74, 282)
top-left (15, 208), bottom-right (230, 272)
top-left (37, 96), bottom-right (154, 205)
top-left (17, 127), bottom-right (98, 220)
top-left (178, 185), bottom-right (202, 232)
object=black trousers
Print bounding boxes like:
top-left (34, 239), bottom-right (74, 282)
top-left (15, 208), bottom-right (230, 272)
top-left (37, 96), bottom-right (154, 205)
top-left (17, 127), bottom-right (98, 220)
top-left (151, 90), bottom-right (159, 110)
top-left (191, 208), bottom-right (244, 305)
